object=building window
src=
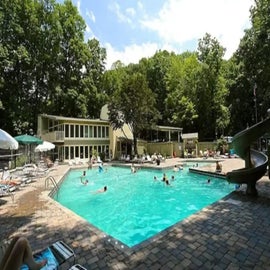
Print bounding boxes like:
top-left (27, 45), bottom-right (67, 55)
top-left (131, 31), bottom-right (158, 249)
top-left (75, 146), bottom-right (79, 158)
top-left (93, 126), bottom-right (97, 138)
top-left (84, 125), bottom-right (88, 137)
top-left (80, 125), bottom-right (84, 138)
top-left (98, 126), bottom-right (101, 138)
top-left (75, 125), bottom-right (79, 138)
top-left (65, 146), bottom-right (69, 160)
top-left (89, 126), bottom-right (92, 138)
top-left (102, 126), bottom-right (105, 138)
top-left (65, 125), bottom-right (69, 138)
top-left (85, 146), bottom-right (88, 159)
top-left (80, 146), bottom-right (84, 159)
top-left (70, 125), bottom-right (74, 138)
top-left (106, 127), bottom-right (109, 137)
top-left (70, 147), bottom-right (74, 159)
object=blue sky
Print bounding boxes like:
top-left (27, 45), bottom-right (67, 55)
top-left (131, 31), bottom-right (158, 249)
top-left (69, 0), bottom-right (254, 69)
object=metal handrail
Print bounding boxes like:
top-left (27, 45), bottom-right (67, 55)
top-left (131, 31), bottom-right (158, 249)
top-left (45, 176), bottom-right (60, 197)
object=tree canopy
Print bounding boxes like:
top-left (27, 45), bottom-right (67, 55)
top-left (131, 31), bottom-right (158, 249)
top-left (1, 0), bottom-right (269, 143)
top-left (0, 0), bottom-right (106, 134)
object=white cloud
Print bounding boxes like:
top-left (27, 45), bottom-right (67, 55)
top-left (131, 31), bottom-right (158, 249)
top-left (86, 10), bottom-right (96, 23)
top-left (104, 42), bottom-right (181, 69)
top-left (141, 0), bottom-right (254, 58)
top-left (109, 2), bottom-right (133, 25)
top-left (126, 7), bottom-right (136, 17)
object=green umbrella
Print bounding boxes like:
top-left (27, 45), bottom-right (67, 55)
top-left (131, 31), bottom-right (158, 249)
top-left (15, 134), bottom-right (43, 145)
top-left (14, 134), bottom-right (43, 163)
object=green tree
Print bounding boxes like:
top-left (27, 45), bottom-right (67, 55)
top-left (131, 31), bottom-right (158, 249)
top-left (108, 72), bottom-right (160, 154)
top-left (0, 0), bottom-right (107, 134)
top-left (146, 50), bottom-right (172, 124)
top-left (165, 52), bottom-right (199, 131)
top-left (196, 33), bottom-right (229, 140)
top-left (233, 0), bottom-right (270, 130)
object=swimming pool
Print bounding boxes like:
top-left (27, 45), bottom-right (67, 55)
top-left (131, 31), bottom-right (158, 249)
top-left (54, 165), bottom-right (234, 247)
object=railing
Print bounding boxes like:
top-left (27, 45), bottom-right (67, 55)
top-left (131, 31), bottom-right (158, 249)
top-left (45, 176), bottom-right (60, 198)
top-left (42, 131), bottom-right (64, 142)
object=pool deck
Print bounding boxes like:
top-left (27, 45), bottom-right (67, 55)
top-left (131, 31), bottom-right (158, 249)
top-left (1, 157), bottom-right (270, 269)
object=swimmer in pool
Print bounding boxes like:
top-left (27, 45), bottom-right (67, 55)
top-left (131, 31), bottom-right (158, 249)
top-left (81, 179), bottom-right (89, 185)
top-left (162, 173), bottom-right (167, 182)
top-left (165, 179), bottom-right (170, 186)
top-left (92, 186), bottom-right (107, 194)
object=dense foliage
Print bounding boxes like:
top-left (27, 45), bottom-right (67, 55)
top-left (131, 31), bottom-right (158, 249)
top-left (0, 0), bottom-right (269, 144)
top-left (0, 0), bottom-right (106, 134)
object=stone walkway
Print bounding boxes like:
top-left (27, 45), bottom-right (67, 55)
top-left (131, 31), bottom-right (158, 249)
top-left (1, 158), bottom-right (270, 269)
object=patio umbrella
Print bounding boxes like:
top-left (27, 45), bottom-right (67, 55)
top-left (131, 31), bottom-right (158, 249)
top-left (14, 134), bottom-right (43, 163)
top-left (14, 134), bottom-right (43, 145)
top-left (0, 129), bottom-right (19, 150)
top-left (35, 141), bottom-right (55, 152)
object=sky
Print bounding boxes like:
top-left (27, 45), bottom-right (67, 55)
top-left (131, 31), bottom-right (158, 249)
top-left (70, 0), bottom-right (255, 69)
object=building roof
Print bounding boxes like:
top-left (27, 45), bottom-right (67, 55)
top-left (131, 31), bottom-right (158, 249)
top-left (181, 133), bottom-right (198, 139)
top-left (39, 114), bottom-right (109, 124)
top-left (155, 125), bottom-right (183, 132)
top-left (114, 124), bottom-right (133, 140)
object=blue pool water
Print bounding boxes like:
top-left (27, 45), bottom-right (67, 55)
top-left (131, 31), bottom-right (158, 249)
top-left (54, 165), bottom-right (234, 247)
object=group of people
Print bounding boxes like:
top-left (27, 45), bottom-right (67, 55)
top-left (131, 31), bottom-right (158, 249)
top-left (80, 170), bottom-right (107, 194)
top-left (153, 173), bottom-right (175, 186)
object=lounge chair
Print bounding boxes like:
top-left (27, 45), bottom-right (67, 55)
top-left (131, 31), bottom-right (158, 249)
top-left (0, 184), bottom-right (16, 192)
top-left (2, 169), bottom-right (31, 186)
top-left (0, 239), bottom-right (82, 270)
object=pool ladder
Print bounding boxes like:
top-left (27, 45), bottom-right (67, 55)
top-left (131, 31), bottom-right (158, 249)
top-left (45, 176), bottom-right (60, 197)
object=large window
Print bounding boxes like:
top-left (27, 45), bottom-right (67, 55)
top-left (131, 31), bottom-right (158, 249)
top-left (75, 125), bottom-right (79, 137)
top-left (65, 146), bottom-right (69, 160)
top-left (75, 146), bottom-right (79, 158)
top-left (63, 123), bottom-right (109, 138)
top-left (80, 126), bottom-right (84, 138)
top-left (98, 126), bottom-right (101, 138)
top-left (85, 146), bottom-right (89, 159)
top-left (89, 126), bottom-right (93, 138)
top-left (65, 125), bottom-right (69, 138)
top-left (84, 126), bottom-right (89, 137)
top-left (70, 125), bottom-right (74, 138)
top-left (70, 147), bottom-right (74, 159)
top-left (80, 146), bottom-right (84, 158)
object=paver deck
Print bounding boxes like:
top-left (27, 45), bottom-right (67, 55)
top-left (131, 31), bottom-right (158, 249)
top-left (1, 158), bottom-right (270, 269)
